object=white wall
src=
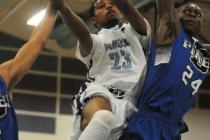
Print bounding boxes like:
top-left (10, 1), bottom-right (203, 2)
top-left (19, 109), bottom-right (210, 140)
top-left (19, 115), bottom-right (74, 140)
top-left (183, 109), bottom-right (210, 140)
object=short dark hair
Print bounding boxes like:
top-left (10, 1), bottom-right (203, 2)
top-left (181, 3), bottom-right (203, 17)
top-left (89, 0), bottom-right (97, 17)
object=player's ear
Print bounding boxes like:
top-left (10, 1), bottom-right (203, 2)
top-left (91, 17), bottom-right (98, 28)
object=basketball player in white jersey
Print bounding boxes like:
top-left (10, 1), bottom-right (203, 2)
top-left (51, 0), bottom-right (151, 139)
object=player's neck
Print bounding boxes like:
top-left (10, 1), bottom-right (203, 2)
top-left (102, 19), bottom-right (120, 29)
top-left (184, 27), bottom-right (201, 38)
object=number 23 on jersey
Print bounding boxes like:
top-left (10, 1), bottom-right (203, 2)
top-left (109, 50), bottom-right (132, 70)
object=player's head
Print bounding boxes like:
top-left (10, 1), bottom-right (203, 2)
top-left (89, 0), bottom-right (120, 29)
top-left (179, 3), bottom-right (203, 37)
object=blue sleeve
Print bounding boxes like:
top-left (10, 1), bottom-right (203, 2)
top-left (0, 76), bottom-right (8, 96)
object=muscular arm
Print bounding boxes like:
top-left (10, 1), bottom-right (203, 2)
top-left (57, 2), bottom-right (92, 57)
top-left (0, 2), bottom-right (57, 90)
top-left (113, 0), bottom-right (147, 35)
top-left (155, 0), bottom-right (180, 45)
top-left (156, 0), bottom-right (175, 20)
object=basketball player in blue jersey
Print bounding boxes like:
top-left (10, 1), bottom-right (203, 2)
top-left (122, 0), bottom-right (210, 140)
top-left (0, 2), bottom-right (57, 140)
top-left (51, 0), bottom-right (151, 139)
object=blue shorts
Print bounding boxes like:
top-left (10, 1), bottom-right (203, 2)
top-left (121, 110), bottom-right (181, 140)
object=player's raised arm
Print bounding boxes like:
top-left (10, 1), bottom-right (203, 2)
top-left (156, 0), bottom-right (175, 21)
top-left (112, 0), bottom-right (148, 35)
top-left (155, 0), bottom-right (180, 45)
top-left (51, 0), bottom-right (93, 57)
top-left (0, 2), bottom-right (57, 90)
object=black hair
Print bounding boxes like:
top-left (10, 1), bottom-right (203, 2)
top-left (89, 0), bottom-right (98, 18)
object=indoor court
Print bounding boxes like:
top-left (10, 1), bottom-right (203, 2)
top-left (0, 0), bottom-right (209, 140)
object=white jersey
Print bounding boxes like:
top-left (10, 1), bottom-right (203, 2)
top-left (76, 20), bottom-right (151, 98)
top-left (71, 20), bottom-right (151, 140)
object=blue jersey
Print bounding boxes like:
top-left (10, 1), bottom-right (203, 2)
top-left (123, 27), bottom-right (210, 140)
top-left (0, 77), bottom-right (18, 140)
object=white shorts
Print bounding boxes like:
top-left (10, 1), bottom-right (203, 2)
top-left (70, 82), bottom-right (137, 140)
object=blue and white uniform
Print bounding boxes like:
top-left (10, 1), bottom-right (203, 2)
top-left (71, 20), bottom-right (151, 140)
top-left (123, 26), bottom-right (210, 140)
top-left (0, 76), bottom-right (18, 140)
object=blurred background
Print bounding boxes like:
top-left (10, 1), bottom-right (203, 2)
top-left (0, 0), bottom-right (209, 139)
